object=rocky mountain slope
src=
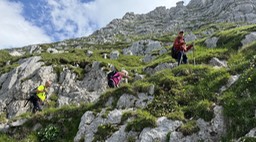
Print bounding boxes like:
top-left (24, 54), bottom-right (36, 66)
top-left (83, 0), bottom-right (256, 44)
top-left (0, 0), bottom-right (256, 142)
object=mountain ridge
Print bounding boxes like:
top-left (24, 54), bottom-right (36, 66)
top-left (83, 0), bottom-right (256, 44)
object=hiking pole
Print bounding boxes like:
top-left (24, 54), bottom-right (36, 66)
top-left (24, 99), bottom-right (29, 107)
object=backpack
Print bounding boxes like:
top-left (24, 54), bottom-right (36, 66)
top-left (30, 87), bottom-right (37, 96)
top-left (171, 46), bottom-right (178, 59)
top-left (24, 87), bottom-right (38, 107)
top-left (107, 71), bottom-right (117, 80)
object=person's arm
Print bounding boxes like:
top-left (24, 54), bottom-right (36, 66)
top-left (186, 44), bottom-right (193, 51)
top-left (119, 72), bottom-right (129, 78)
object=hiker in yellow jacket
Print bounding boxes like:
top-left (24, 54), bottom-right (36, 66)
top-left (32, 80), bottom-right (52, 113)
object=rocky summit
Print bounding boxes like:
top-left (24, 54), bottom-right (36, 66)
top-left (0, 0), bottom-right (256, 142)
top-left (84, 0), bottom-right (256, 44)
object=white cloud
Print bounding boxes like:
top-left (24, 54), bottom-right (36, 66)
top-left (46, 0), bottom-right (96, 40)
top-left (0, 0), bottom-right (52, 49)
top-left (46, 0), bottom-right (191, 40)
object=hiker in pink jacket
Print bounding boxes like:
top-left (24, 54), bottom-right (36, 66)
top-left (108, 70), bottom-right (129, 88)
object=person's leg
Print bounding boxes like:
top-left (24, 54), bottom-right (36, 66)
top-left (37, 100), bottom-right (42, 112)
top-left (183, 54), bottom-right (188, 64)
top-left (177, 51), bottom-right (183, 65)
top-left (31, 96), bottom-right (42, 113)
top-left (108, 80), bottom-right (115, 88)
top-left (32, 96), bottom-right (39, 113)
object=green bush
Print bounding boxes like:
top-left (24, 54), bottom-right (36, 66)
top-left (37, 124), bottom-right (60, 142)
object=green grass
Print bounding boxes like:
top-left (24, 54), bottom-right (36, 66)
top-left (188, 44), bottom-right (229, 64)
top-left (152, 33), bottom-right (176, 42)
top-left (190, 100), bottom-right (214, 121)
top-left (194, 22), bottom-right (238, 36)
top-left (47, 93), bottom-right (59, 108)
top-left (93, 124), bottom-right (119, 142)
top-left (92, 84), bottom-right (135, 111)
top-left (220, 40), bottom-right (256, 140)
top-left (0, 113), bottom-right (7, 123)
top-left (146, 65), bottom-right (229, 121)
top-left (0, 104), bottom-right (92, 142)
top-left (145, 53), bottom-right (175, 69)
top-left (228, 41), bottom-right (256, 74)
top-left (124, 110), bottom-right (157, 132)
top-left (178, 120), bottom-right (200, 136)
top-left (133, 80), bottom-right (154, 93)
top-left (41, 49), bottom-right (89, 65)
top-left (221, 67), bottom-right (256, 139)
top-left (0, 50), bottom-right (31, 75)
top-left (239, 137), bottom-right (256, 142)
top-left (215, 24), bottom-right (256, 50)
top-left (0, 133), bottom-right (17, 142)
top-left (2, 23), bottom-right (256, 141)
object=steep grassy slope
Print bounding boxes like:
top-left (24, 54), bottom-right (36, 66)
top-left (0, 23), bottom-right (256, 141)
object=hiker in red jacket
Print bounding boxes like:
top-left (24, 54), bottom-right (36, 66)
top-left (173, 31), bottom-right (193, 65)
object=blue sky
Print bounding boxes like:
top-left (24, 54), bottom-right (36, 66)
top-left (0, 0), bottom-right (190, 49)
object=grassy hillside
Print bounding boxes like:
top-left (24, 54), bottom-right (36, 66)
top-left (0, 23), bottom-right (256, 141)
